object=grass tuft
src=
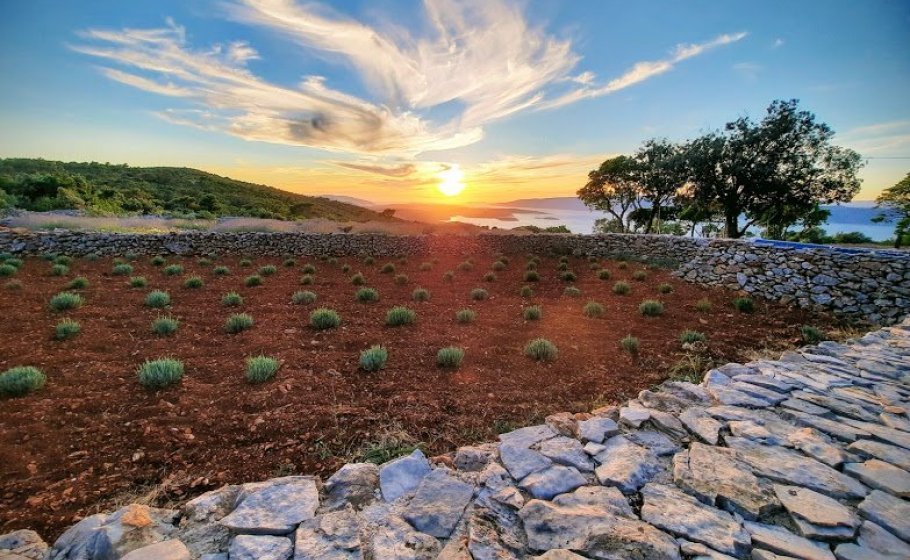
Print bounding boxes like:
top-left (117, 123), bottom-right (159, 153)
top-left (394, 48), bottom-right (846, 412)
top-left (145, 290), bottom-right (170, 308)
top-left (436, 346), bottom-right (465, 368)
top-left (483, 272), bottom-right (497, 282)
top-left (612, 281), bottom-right (631, 295)
top-left (680, 330), bottom-right (707, 344)
top-left (456, 308), bottom-right (476, 323)
top-left (800, 325), bottom-right (826, 343)
top-left (0, 264), bottom-right (17, 277)
top-left (239, 258), bottom-right (252, 267)
top-left (523, 305), bottom-right (541, 320)
top-left (381, 263), bottom-right (396, 274)
top-left (0, 366), bottom-right (46, 397)
top-left (292, 290), bottom-right (317, 304)
top-left (620, 335), bottom-right (639, 355)
top-left (597, 269), bottom-right (611, 280)
top-left (67, 276), bottom-right (89, 289)
top-left (163, 264), bottom-right (184, 276)
top-left (51, 264), bottom-right (69, 277)
top-left (520, 285), bottom-right (534, 298)
top-left (524, 270), bottom-right (540, 282)
top-left (457, 261), bottom-right (473, 272)
top-left (583, 301), bottom-right (605, 318)
top-left (258, 265), bottom-right (277, 276)
top-left (283, 258), bottom-right (296, 267)
top-left (150, 256), bottom-right (166, 266)
top-left (183, 276), bottom-right (203, 289)
top-left (359, 345), bottom-right (388, 372)
top-left (632, 270), bottom-right (647, 281)
top-left (151, 315), bottom-right (179, 336)
top-left (639, 300), bottom-right (664, 316)
top-left (351, 272), bottom-right (366, 285)
top-left (112, 263), bottom-right (133, 276)
top-left (302, 264), bottom-right (316, 274)
top-left (137, 358), bottom-right (183, 389)
top-left (49, 291), bottom-right (84, 312)
top-left (563, 286), bottom-right (581, 297)
top-left (213, 266), bottom-right (230, 276)
top-left (55, 318), bottom-right (81, 340)
top-left (492, 261), bottom-right (506, 271)
top-left (394, 274), bottom-right (409, 285)
top-left (657, 283), bottom-right (674, 294)
top-left (524, 338), bottom-right (558, 362)
top-left (386, 306), bottom-right (416, 326)
top-left (225, 313), bottom-right (254, 333)
top-left (222, 291), bottom-right (243, 306)
top-left (310, 308), bottom-right (341, 330)
top-left (356, 287), bottom-right (379, 302)
top-left (412, 287), bottom-right (430, 301)
top-left (695, 298), bottom-right (712, 312)
top-left (300, 274), bottom-right (315, 285)
top-left (733, 297), bottom-right (755, 313)
top-left (246, 355), bottom-right (280, 383)
top-left (129, 276), bottom-right (147, 288)
top-left (245, 274), bottom-right (262, 287)
top-left (470, 288), bottom-right (489, 301)
top-left (443, 271), bottom-right (454, 282)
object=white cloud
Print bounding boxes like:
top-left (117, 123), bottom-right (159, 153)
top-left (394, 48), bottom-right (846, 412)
top-left (837, 120), bottom-right (910, 155)
top-left (772, 38), bottom-right (785, 48)
top-left (71, 0), bottom-right (746, 156)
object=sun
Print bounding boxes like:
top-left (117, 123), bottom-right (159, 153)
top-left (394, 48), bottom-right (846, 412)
top-left (437, 164), bottom-right (465, 197)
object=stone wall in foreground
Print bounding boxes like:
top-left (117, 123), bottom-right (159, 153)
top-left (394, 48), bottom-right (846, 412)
top-left (4, 320), bottom-right (910, 560)
top-left (1, 230), bottom-right (908, 324)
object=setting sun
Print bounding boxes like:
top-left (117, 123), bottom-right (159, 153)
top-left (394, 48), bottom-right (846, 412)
top-left (437, 164), bottom-right (466, 197)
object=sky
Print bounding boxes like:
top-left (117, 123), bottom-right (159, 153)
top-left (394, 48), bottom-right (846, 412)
top-left (1, 0), bottom-right (908, 205)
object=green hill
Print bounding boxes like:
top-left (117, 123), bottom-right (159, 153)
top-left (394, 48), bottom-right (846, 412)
top-left (0, 158), bottom-right (394, 222)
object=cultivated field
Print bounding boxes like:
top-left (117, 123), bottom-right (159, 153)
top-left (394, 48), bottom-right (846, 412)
top-left (0, 250), bottom-right (837, 537)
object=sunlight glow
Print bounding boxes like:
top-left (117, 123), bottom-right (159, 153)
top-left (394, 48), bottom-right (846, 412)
top-left (437, 164), bottom-right (466, 197)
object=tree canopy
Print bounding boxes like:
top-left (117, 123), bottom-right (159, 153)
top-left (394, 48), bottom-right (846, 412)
top-left (875, 172), bottom-right (910, 248)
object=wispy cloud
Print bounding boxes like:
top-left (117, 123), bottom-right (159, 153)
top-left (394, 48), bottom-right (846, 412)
top-left (71, 0), bottom-right (746, 156)
top-left (772, 38), bottom-right (785, 48)
top-left (837, 120), bottom-right (910, 155)
top-left (331, 161), bottom-right (418, 177)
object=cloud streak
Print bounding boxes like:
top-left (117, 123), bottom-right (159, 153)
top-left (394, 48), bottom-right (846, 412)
top-left (72, 0), bottom-right (746, 156)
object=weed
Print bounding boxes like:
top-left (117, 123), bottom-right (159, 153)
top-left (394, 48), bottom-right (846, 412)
top-left (150, 256), bottom-right (166, 266)
top-left (225, 313), bottom-right (254, 333)
top-left (127, 276), bottom-right (146, 288)
top-left (213, 266), bottom-right (230, 276)
top-left (68, 276), bottom-right (89, 289)
top-left (351, 272), bottom-right (366, 285)
top-left (4, 258), bottom-right (23, 269)
top-left (198, 257), bottom-right (213, 267)
top-left (800, 325), bottom-right (826, 343)
top-left (49, 291), bottom-right (84, 312)
top-left (356, 287), bottom-right (379, 302)
top-left (470, 288), bottom-right (489, 301)
top-left (246, 355), bottom-right (280, 383)
top-left (239, 258), bottom-right (252, 267)
top-left (310, 308), bottom-right (341, 330)
top-left (51, 264), bottom-right (69, 276)
top-left (386, 306), bottom-right (416, 326)
top-left (632, 270), bottom-right (647, 281)
top-left (137, 358), bottom-right (183, 389)
top-left (259, 265), bottom-right (277, 276)
top-left (619, 335), bottom-right (639, 355)
top-left (583, 301), bottom-right (605, 318)
top-left (359, 345), bottom-right (388, 372)
top-left (557, 262), bottom-right (569, 272)
top-left (183, 276), bottom-right (203, 289)
top-left (283, 258), bottom-right (296, 267)
top-left (680, 330), bottom-right (707, 344)
top-left (639, 300), bottom-right (664, 316)
top-left (145, 290), bottom-right (170, 308)
top-left (300, 274), bottom-right (315, 285)
top-left (612, 281), bottom-right (631, 295)
top-left (524, 338), bottom-right (558, 361)
top-left (3, 279), bottom-right (22, 290)
top-left (55, 318), bottom-right (81, 340)
top-left (733, 297), bottom-right (755, 313)
top-left (657, 283), bottom-right (674, 294)
top-left (302, 264), bottom-right (316, 274)
top-left (436, 346), bottom-right (465, 368)
top-left (222, 292), bottom-right (243, 306)
top-left (112, 263), bottom-right (133, 276)
top-left (0, 264), bottom-right (17, 277)
top-left (412, 287), bottom-right (430, 301)
top-left (456, 309), bottom-right (476, 323)
top-left (520, 285), bottom-right (534, 297)
top-left (0, 366), bottom-right (46, 397)
top-left (292, 291), bottom-right (317, 304)
top-left (668, 353), bottom-right (715, 384)
top-left (163, 264), bottom-right (184, 276)
top-left (151, 315), bottom-right (179, 336)
top-left (364, 256), bottom-right (375, 265)
top-left (54, 255), bottom-right (73, 266)
top-left (523, 305), bottom-right (542, 320)
top-left (245, 275), bottom-right (262, 287)
top-left (597, 269), bottom-right (611, 280)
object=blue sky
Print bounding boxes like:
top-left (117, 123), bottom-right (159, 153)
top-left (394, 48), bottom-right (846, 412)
top-left (1, 0), bottom-right (908, 204)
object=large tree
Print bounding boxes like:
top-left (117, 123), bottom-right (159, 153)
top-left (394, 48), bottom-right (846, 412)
top-left (577, 155), bottom-right (641, 233)
top-left (633, 139), bottom-right (687, 233)
top-left (874, 172), bottom-right (910, 248)
top-left (684, 99), bottom-right (863, 238)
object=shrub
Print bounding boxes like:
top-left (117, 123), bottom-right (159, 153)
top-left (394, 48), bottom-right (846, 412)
top-left (520, 285), bottom-right (534, 298)
top-left (310, 308), bottom-right (341, 330)
top-left (329, 257), bottom-right (338, 265)
top-left (492, 261), bottom-right (506, 271)
top-left (51, 264), bottom-right (69, 277)
top-left (483, 272), bottom-right (497, 282)
top-left (437, 346), bottom-right (465, 368)
top-left (562, 286), bottom-right (581, 298)
top-left (632, 270), bottom-right (647, 281)
top-left (300, 274), bottom-right (315, 285)
top-left (617, 261), bottom-right (628, 270)
top-left (222, 291), bottom-right (243, 306)
top-left (246, 355), bottom-right (280, 383)
top-left (394, 274), bottom-right (409, 285)
top-left (524, 338), bottom-right (557, 362)
top-left (364, 256), bottom-right (375, 265)
top-left (657, 283), bottom-right (674, 294)
top-left (680, 330), bottom-right (707, 344)
top-left (342, 264), bottom-right (351, 273)
top-left (4, 257), bottom-right (23, 269)
top-left (151, 315), bottom-right (179, 336)
top-left (163, 264), bottom-right (184, 276)
top-left (523, 305), bottom-right (541, 320)
top-left (292, 290), bottom-right (317, 304)
top-left (524, 270), bottom-right (540, 282)
top-left (419, 262), bottom-right (433, 271)
top-left (137, 358), bottom-right (183, 389)
top-left (612, 281), bottom-right (631, 295)
top-left (0, 252), bottom-right (10, 262)
top-left (49, 291), bottom-right (84, 312)
top-left (386, 306), bottom-right (416, 326)
top-left (620, 335), bottom-right (639, 355)
top-left (695, 298), bottom-right (712, 312)
top-left (457, 261), bottom-right (473, 272)
top-left (733, 297), bottom-right (755, 313)
top-left (85, 253), bottom-right (100, 262)
top-left (443, 271), bottom-right (454, 282)
top-left (497, 256), bottom-right (510, 265)
top-left (129, 276), bottom-right (147, 288)
top-left (456, 309), bottom-right (476, 323)
top-left (557, 262), bottom-right (569, 271)
top-left (412, 288), bottom-right (430, 302)
top-left (112, 263), bottom-right (133, 276)
top-left (145, 290), bottom-right (170, 308)
top-left (259, 265), bottom-right (277, 276)
top-left (67, 276), bottom-right (89, 289)
top-left (225, 313), bottom-right (254, 333)
top-left (283, 258), bottom-right (296, 267)
top-left (559, 255), bottom-right (570, 264)
top-left (245, 275), bottom-right (262, 287)
top-left (381, 263), bottom-right (396, 274)
top-left (184, 276), bottom-right (204, 289)
top-left (526, 261), bottom-right (538, 271)
top-left (124, 252), bottom-right (140, 262)
top-left (351, 272), bottom-right (366, 285)
top-left (800, 325), bottom-right (826, 343)
top-left (55, 318), bottom-right (81, 340)
top-left (240, 258), bottom-right (252, 267)
top-left (213, 266), bottom-right (230, 276)
top-left (359, 345), bottom-right (388, 372)
top-left (639, 300), bottom-right (664, 316)
top-left (0, 264), bottom-right (17, 277)
top-left (583, 301), bottom-right (605, 318)
top-left (0, 366), bottom-right (46, 397)
top-left (597, 269), bottom-right (611, 280)
top-left (302, 264), bottom-right (316, 274)
top-left (356, 287), bottom-right (379, 302)
top-left (470, 288), bottom-right (489, 301)
top-left (198, 257), bottom-right (213, 267)
top-left (54, 255), bottom-right (73, 266)
top-left (150, 256), bottom-right (166, 266)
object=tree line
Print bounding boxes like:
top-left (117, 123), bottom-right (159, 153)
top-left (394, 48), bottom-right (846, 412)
top-left (578, 99), bottom-right (866, 240)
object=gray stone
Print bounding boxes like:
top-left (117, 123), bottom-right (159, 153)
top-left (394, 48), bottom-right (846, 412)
top-left (744, 522), bottom-right (836, 560)
top-left (593, 435), bottom-right (663, 494)
top-left (518, 465), bottom-right (587, 500)
top-left (228, 535), bottom-right (292, 560)
top-left (677, 539), bottom-right (738, 560)
top-left (641, 483), bottom-right (750, 558)
top-left (857, 489), bottom-right (910, 541)
top-left (536, 436), bottom-right (594, 471)
top-left (788, 428), bottom-right (847, 468)
top-left (627, 430), bottom-right (681, 457)
top-left (780, 410), bottom-right (870, 442)
top-left (619, 406), bottom-right (650, 427)
top-left (577, 416), bottom-right (619, 443)
top-left (832, 543), bottom-right (893, 560)
top-left (378, 450), bottom-right (431, 501)
top-left (220, 477), bottom-right (319, 535)
top-left (729, 420), bottom-right (789, 446)
top-left (498, 425), bottom-right (556, 448)
top-left (646, 408), bottom-right (689, 440)
top-left (403, 469), bottom-right (474, 538)
top-left (844, 459), bottom-right (910, 497)
top-left (533, 550), bottom-right (588, 560)
top-left (293, 509), bottom-right (361, 560)
top-left (324, 463), bottom-right (379, 510)
top-left (369, 516), bottom-right (439, 560)
top-left (454, 444), bottom-right (497, 472)
top-left (857, 520), bottom-right (910, 558)
top-left (840, 418), bottom-right (910, 450)
top-left (121, 540), bottom-right (191, 560)
top-left (679, 407), bottom-right (723, 445)
top-left (182, 485), bottom-right (240, 523)
top-left (848, 439), bottom-right (910, 471)
top-left (773, 485), bottom-right (859, 530)
top-left (499, 444), bottom-right (552, 481)
top-left (780, 398), bottom-right (833, 417)
top-left (708, 384), bottom-right (776, 408)
top-left (0, 530), bottom-right (47, 560)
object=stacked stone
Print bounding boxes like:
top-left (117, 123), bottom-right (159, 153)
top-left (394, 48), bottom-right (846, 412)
top-left (5, 319), bottom-right (910, 559)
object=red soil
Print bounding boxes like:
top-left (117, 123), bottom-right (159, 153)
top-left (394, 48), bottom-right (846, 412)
top-left (0, 252), bottom-right (836, 538)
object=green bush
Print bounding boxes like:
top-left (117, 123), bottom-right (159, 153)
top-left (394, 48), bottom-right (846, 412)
top-left (4, 257), bottom-right (23, 269)
top-left (436, 346), bottom-right (465, 368)
top-left (137, 358), bottom-right (183, 389)
top-left (222, 291), bottom-right (243, 306)
top-left (563, 286), bottom-right (581, 297)
top-left (524, 270), bottom-right (540, 282)
top-left (246, 355), bottom-right (280, 383)
top-left (639, 300), bottom-right (664, 316)
top-left (226, 313), bottom-right (254, 333)
top-left (240, 258), bottom-right (252, 267)
top-left (67, 276), bottom-right (89, 289)
top-left (163, 264), bottom-right (184, 276)
top-left (302, 264), bottom-right (316, 274)
top-left (632, 270), bottom-right (647, 281)
top-left (112, 263), bottom-right (133, 276)
top-left (359, 345), bottom-right (388, 372)
top-left (129, 276), bottom-right (147, 288)
top-left (456, 309), bottom-right (476, 323)
top-left (51, 264), bottom-right (69, 277)
top-left (492, 261), bottom-right (506, 271)
top-left (283, 258), bottom-right (296, 267)
top-left (213, 266), bottom-right (230, 276)
top-left (733, 297), bottom-right (755, 313)
top-left (443, 271), bottom-right (454, 282)
top-left (612, 281), bottom-right (631, 295)
top-left (680, 330), bottom-right (707, 344)
top-left (49, 291), bottom-right (84, 312)
top-left (145, 290), bottom-right (170, 308)
top-left (583, 301), bottom-right (605, 318)
top-left (620, 335), bottom-right (639, 355)
top-left (292, 290), bottom-right (317, 304)
top-left (356, 287), bottom-right (379, 302)
top-left (310, 308), bottom-right (341, 330)
top-left (245, 275), bottom-right (262, 287)
top-left (800, 325), bottom-right (826, 343)
top-left (412, 288), bottom-right (430, 302)
top-left (394, 274), bottom-right (409, 285)
top-left (55, 318), bottom-right (81, 340)
top-left (0, 366), bottom-right (46, 397)
top-left (259, 265), bottom-right (277, 276)
top-left (520, 285), bottom-right (534, 298)
top-left (54, 255), bottom-right (73, 266)
top-left (470, 288), bottom-right (489, 301)
top-left (150, 256), bottom-right (166, 266)
top-left (84, 253), bottom-right (99, 262)
top-left (184, 276), bottom-right (203, 289)
top-left (300, 274), bottom-right (315, 285)
top-left (657, 283), bottom-right (674, 294)
top-left (695, 299), bottom-right (712, 312)
top-left (381, 263), bottom-right (396, 274)
top-left (524, 338), bottom-right (558, 362)
top-left (0, 264), bottom-right (17, 277)
top-left (523, 305), bottom-right (541, 320)
top-left (0, 252), bottom-right (11, 262)
top-left (597, 269), bottom-right (611, 280)
top-left (151, 315), bottom-right (179, 336)
top-left (386, 306), bottom-right (416, 326)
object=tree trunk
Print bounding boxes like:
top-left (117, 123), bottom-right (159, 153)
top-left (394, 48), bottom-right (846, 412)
top-left (725, 211), bottom-right (740, 239)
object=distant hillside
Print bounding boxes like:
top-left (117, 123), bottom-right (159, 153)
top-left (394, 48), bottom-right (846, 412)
top-left (497, 197), bottom-right (589, 211)
top-left (320, 194), bottom-right (378, 208)
top-left (0, 158), bottom-right (396, 222)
